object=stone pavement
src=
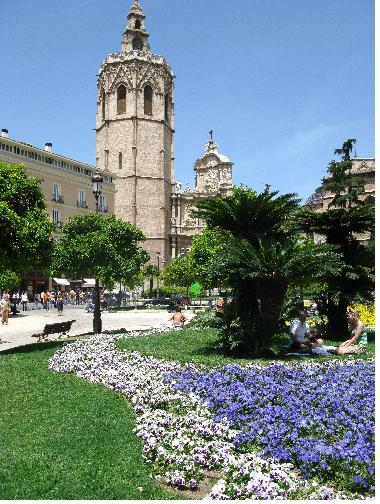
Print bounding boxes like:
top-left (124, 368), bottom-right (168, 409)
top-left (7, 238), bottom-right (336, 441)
top-left (0, 305), bottom-right (194, 352)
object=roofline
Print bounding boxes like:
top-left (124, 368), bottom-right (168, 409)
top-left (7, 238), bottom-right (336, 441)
top-left (1, 135), bottom-right (96, 170)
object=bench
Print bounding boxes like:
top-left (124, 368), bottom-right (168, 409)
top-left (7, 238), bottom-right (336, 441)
top-left (32, 320), bottom-right (76, 342)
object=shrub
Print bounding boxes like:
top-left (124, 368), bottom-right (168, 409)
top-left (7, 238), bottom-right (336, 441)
top-left (350, 304), bottom-right (375, 328)
top-left (186, 309), bottom-right (224, 330)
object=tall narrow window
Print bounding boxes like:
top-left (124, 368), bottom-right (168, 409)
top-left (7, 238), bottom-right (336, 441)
top-left (144, 85), bottom-right (153, 115)
top-left (132, 37), bottom-right (142, 50)
top-left (101, 90), bottom-right (106, 120)
top-left (104, 150), bottom-right (109, 170)
top-left (164, 93), bottom-right (169, 121)
top-left (52, 183), bottom-right (61, 202)
top-left (134, 19), bottom-right (141, 29)
top-left (117, 85), bottom-right (126, 114)
top-left (78, 189), bottom-right (86, 208)
top-left (52, 208), bottom-right (61, 224)
top-left (119, 152), bottom-right (123, 170)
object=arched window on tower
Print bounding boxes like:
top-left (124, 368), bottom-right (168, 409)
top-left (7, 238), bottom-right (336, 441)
top-left (119, 152), bottom-right (122, 170)
top-left (101, 89), bottom-right (106, 120)
top-left (164, 93), bottom-right (169, 122)
top-left (117, 85), bottom-right (126, 114)
top-left (134, 19), bottom-right (141, 29)
top-left (144, 85), bottom-right (153, 115)
top-left (132, 37), bottom-right (143, 50)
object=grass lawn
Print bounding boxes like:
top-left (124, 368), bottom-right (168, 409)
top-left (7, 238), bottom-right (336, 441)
top-left (0, 342), bottom-right (180, 500)
top-left (117, 326), bottom-right (375, 366)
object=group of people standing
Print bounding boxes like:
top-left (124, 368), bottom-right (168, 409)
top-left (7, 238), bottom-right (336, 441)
top-left (288, 309), bottom-right (368, 355)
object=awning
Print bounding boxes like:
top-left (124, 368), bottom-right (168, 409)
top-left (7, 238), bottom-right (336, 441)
top-left (82, 278), bottom-right (96, 287)
top-left (53, 278), bottom-right (70, 286)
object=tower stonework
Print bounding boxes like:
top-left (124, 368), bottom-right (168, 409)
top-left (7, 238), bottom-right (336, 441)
top-left (96, 0), bottom-right (174, 263)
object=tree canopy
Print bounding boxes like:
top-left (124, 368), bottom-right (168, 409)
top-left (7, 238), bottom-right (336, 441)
top-left (194, 186), bottom-right (342, 356)
top-left (51, 213), bottom-right (149, 289)
top-left (298, 139), bottom-right (375, 338)
top-left (0, 162), bottom-right (54, 290)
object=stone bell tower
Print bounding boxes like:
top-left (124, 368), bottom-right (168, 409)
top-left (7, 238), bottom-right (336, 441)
top-left (95, 0), bottom-right (175, 263)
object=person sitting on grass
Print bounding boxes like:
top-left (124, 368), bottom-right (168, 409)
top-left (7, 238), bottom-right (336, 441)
top-left (306, 328), bottom-right (325, 350)
top-left (335, 310), bottom-right (368, 355)
top-left (169, 306), bottom-right (187, 328)
top-left (288, 309), bottom-right (310, 352)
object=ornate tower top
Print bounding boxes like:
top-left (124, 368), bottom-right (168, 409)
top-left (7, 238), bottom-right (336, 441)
top-left (193, 137), bottom-right (233, 194)
top-left (121, 0), bottom-right (150, 53)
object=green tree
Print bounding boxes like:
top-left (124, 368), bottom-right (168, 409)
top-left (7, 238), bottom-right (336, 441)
top-left (299, 140), bottom-right (375, 338)
top-left (195, 186), bottom-right (341, 356)
top-left (160, 254), bottom-right (196, 297)
top-left (189, 228), bottom-right (225, 289)
top-left (143, 264), bottom-right (159, 297)
top-left (51, 213), bottom-right (149, 332)
top-left (0, 162), bottom-right (54, 291)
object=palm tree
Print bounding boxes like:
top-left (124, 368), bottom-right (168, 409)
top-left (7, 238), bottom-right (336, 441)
top-left (143, 264), bottom-right (159, 297)
top-left (195, 186), bottom-right (341, 356)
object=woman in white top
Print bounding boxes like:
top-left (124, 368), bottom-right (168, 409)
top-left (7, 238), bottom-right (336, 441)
top-left (21, 292), bottom-right (28, 311)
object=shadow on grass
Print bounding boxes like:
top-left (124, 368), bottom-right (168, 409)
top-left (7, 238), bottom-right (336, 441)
top-left (0, 340), bottom-right (66, 355)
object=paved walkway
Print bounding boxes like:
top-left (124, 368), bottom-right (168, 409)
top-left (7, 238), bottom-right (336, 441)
top-left (0, 305), bottom-right (194, 352)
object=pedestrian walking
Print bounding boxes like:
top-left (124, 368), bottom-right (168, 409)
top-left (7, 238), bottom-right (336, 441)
top-left (32, 293), bottom-right (40, 310)
top-left (21, 292), bottom-right (28, 311)
top-left (43, 292), bottom-right (50, 311)
top-left (57, 293), bottom-right (64, 316)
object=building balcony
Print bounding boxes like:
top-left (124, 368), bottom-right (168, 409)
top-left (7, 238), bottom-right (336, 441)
top-left (52, 194), bottom-right (64, 203)
top-left (77, 200), bottom-right (88, 208)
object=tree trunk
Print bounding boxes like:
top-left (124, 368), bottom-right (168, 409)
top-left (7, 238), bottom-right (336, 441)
top-left (93, 278), bottom-right (102, 334)
top-left (235, 278), bottom-right (260, 356)
top-left (149, 277), bottom-right (153, 297)
top-left (257, 278), bottom-right (288, 351)
top-left (327, 291), bottom-right (349, 340)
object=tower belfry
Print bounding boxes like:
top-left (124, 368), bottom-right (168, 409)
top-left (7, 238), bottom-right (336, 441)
top-left (95, 0), bottom-right (175, 263)
top-left (121, 0), bottom-right (150, 53)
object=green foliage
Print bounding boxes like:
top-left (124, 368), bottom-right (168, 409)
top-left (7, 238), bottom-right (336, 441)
top-left (51, 213), bottom-right (149, 289)
top-left (160, 254), bottom-right (196, 294)
top-left (185, 309), bottom-right (224, 330)
top-left (143, 264), bottom-right (159, 279)
top-left (194, 186), bottom-right (342, 357)
top-left (195, 185), bottom-right (300, 244)
top-left (159, 285), bottom-right (187, 296)
top-left (299, 140), bottom-right (375, 338)
top-left (189, 228), bottom-right (225, 288)
top-left (0, 269), bottom-right (20, 291)
top-left (0, 162), bottom-right (54, 288)
top-left (189, 282), bottom-right (202, 297)
top-left (316, 139), bottom-right (366, 209)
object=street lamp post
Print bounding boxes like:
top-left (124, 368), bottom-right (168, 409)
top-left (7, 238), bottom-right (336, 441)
top-left (91, 169), bottom-right (104, 334)
top-left (156, 251), bottom-right (160, 299)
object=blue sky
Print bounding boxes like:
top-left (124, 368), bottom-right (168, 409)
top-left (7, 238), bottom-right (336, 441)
top-left (0, 0), bottom-right (374, 201)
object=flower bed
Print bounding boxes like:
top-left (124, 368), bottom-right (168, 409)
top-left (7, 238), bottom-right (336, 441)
top-left (168, 361), bottom-right (375, 495)
top-left (48, 331), bottom-right (374, 499)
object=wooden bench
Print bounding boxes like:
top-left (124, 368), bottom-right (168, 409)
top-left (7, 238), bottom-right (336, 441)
top-left (32, 320), bottom-right (76, 342)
